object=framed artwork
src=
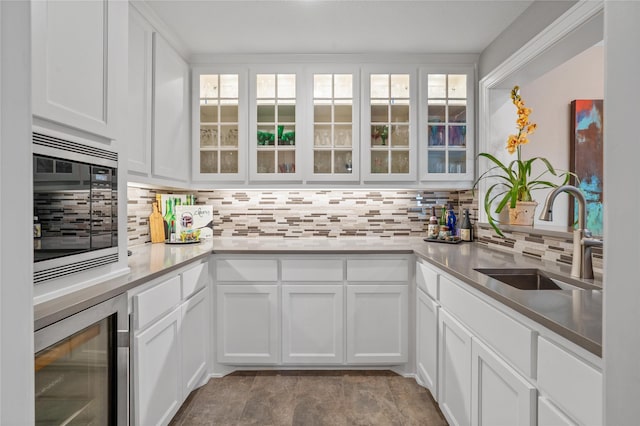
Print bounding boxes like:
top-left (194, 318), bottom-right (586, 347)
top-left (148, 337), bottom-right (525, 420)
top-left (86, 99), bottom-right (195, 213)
top-left (569, 99), bottom-right (604, 236)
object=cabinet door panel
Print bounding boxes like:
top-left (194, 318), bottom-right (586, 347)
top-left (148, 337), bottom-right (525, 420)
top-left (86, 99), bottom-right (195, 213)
top-left (439, 309), bottom-right (472, 426)
top-left (440, 275), bottom-right (534, 378)
top-left (134, 307), bottom-right (181, 426)
top-left (537, 337), bottom-right (602, 426)
top-left (127, 6), bottom-right (152, 174)
top-left (181, 290), bottom-right (208, 396)
top-left (134, 275), bottom-right (181, 331)
top-left (471, 338), bottom-right (536, 426)
top-left (347, 259), bottom-right (409, 282)
top-left (538, 397), bottom-right (577, 426)
top-left (182, 261), bottom-right (209, 300)
top-left (216, 285), bottom-right (279, 364)
top-left (282, 285), bottom-right (344, 364)
top-left (346, 285), bottom-right (408, 364)
top-left (215, 258), bottom-right (278, 282)
top-left (153, 33), bottom-right (189, 182)
top-left (32, 0), bottom-right (123, 138)
top-left (416, 261), bottom-right (439, 299)
top-left (417, 289), bottom-right (439, 398)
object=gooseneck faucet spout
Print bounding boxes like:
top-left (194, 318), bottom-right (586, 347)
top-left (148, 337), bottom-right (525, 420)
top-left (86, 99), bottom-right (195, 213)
top-left (539, 185), bottom-right (593, 279)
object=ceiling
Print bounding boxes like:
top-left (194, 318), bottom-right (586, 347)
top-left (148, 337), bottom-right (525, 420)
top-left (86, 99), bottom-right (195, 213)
top-left (142, 0), bottom-right (535, 57)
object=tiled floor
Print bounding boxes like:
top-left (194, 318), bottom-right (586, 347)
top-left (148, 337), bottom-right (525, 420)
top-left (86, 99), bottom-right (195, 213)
top-left (169, 370), bottom-right (448, 426)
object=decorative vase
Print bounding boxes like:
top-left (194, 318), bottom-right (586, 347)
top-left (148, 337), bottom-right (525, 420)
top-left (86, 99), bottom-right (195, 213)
top-left (508, 201), bottom-right (538, 226)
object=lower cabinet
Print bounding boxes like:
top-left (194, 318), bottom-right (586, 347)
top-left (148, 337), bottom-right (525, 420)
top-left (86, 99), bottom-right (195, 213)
top-left (538, 397), bottom-right (577, 426)
top-left (471, 338), bottom-right (536, 426)
top-left (282, 285), bottom-right (344, 364)
top-left (134, 307), bottom-right (182, 426)
top-left (181, 289), bottom-right (208, 396)
top-left (416, 288), bottom-right (439, 397)
top-left (213, 254), bottom-right (411, 367)
top-left (131, 261), bottom-right (210, 426)
top-left (438, 309), bottom-right (472, 426)
top-left (216, 285), bottom-right (279, 364)
top-left (346, 284), bottom-right (409, 364)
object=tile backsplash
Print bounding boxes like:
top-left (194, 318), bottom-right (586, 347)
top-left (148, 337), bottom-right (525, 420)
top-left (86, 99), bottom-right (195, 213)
top-left (127, 185), bottom-right (603, 276)
top-left (127, 186), bottom-right (477, 244)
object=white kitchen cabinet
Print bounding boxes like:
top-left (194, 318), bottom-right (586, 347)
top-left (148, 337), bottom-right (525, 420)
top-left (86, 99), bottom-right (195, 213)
top-left (537, 336), bottom-right (602, 426)
top-left (538, 397), bottom-right (577, 426)
top-left (249, 68), bottom-right (303, 182)
top-left (127, 6), bottom-right (153, 174)
top-left (416, 288), bottom-right (439, 398)
top-left (152, 33), bottom-right (190, 182)
top-left (471, 338), bottom-right (536, 426)
top-left (32, 0), bottom-right (126, 139)
top-left (131, 260), bottom-right (210, 425)
top-left (181, 289), bottom-right (208, 397)
top-left (133, 306), bottom-right (182, 426)
top-left (438, 309), bottom-right (472, 426)
top-left (216, 285), bottom-right (279, 364)
top-left (361, 67), bottom-right (418, 182)
top-left (419, 66), bottom-right (475, 187)
top-left (346, 284), bottom-right (408, 364)
top-left (282, 285), bottom-right (344, 364)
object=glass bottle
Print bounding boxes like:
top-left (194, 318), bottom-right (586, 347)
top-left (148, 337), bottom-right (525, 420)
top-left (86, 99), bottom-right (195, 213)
top-left (460, 208), bottom-right (473, 241)
top-left (427, 206), bottom-right (439, 239)
top-left (446, 203), bottom-right (457, 235)
top-left (164, 199), bottom-right (173, 240)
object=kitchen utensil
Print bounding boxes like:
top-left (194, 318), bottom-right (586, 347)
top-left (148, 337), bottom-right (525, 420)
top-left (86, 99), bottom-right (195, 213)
top-left (149, 202), bottom-right (165, 243)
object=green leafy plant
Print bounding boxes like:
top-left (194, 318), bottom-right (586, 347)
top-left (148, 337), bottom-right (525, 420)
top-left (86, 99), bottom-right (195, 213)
top-left (473, 86), bottom-right (575, 237)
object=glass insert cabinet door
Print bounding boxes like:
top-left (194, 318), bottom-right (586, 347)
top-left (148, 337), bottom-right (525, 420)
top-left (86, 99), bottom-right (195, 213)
top-left (362, 70), bottom-right (416, 181)
top-left (250, 72), bottom-right (300, 180)
top-left (193, 70), bottom-right (246, 181)
top-left (422, 69), bottom-right (474, 182)
top-left (310, 72), bottom-right (359, 181)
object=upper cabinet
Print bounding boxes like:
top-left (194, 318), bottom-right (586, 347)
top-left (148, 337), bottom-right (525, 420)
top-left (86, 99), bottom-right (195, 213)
top-left (127, 5), bottom-right (190, 185)
top-left (420, 66), bottom-right (475, 185)
top-left (250, 69), bottom-right (302, 182)
top-left (152, 34), bottom-right (190, 182)
top-left (362, 69), bottom-right (417, 182)
top-left (308, 68), bottom-right (360, 182)
top-left (193, 69), bottom-right (247, 182)
top-left (187, 60), bottom-right (476, 187)
top-left (127, 7), bottom-right (153, 174)
top-left (32, 0), bottom-right (126, 140)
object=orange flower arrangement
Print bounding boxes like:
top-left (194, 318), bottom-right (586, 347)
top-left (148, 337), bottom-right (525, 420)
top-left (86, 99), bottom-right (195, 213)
top-left (473, 86), bottom-right (573, 236)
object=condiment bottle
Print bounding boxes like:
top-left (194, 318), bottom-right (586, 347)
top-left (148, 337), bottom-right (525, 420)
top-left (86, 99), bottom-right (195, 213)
top-left (446, 203), bottom-right (457, 236)
top-left (427, 207), bottom-right (439, 239)
top-left (460, 208), bottom-right (473, 241)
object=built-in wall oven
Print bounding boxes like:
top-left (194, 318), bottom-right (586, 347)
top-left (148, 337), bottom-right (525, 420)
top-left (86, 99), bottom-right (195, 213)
top-left (33, 132), bottom-right (118, 284)
top-left (34, 293), bottom-right (129, 425)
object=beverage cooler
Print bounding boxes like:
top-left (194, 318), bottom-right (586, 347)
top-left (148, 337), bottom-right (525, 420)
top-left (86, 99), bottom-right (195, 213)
top-left (34, 294), bottom-right (129, 425)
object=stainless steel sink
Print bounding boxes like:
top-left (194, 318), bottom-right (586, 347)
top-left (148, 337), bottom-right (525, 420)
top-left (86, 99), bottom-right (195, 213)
top-left (474, 268), bottom-right (598, 291)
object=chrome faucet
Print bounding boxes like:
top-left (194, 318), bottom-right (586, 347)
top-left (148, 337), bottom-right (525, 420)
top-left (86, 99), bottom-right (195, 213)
top-left (539, 185), bottom-right (602, 279)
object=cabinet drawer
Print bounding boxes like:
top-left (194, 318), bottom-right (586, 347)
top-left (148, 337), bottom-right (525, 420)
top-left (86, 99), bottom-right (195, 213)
top-left (181, 262), bottom-right (208, 300)
top-left (537, 337), bottom-right (602, 426)
top-left (439, 275), bottom-right (535, 377)
top-left (347, 259), bottom-right (408, 282)
top-left (281, 259), bottom-right (343, 282)
top-left (215, 259), bottom-right (278, 282)
top-left (416, 261), bottom-right (438, 299)
top-left (134, 275), bottom-right (181, 330)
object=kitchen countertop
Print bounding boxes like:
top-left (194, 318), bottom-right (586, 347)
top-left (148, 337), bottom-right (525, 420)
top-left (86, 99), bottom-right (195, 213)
top-left (34, 237), bottom-right (602, 356)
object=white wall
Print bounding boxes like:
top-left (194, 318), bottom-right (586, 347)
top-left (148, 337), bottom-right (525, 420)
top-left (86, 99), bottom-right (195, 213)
top-left (0, 1), bottom-right (34, 424)
top-left (603, 2), bottom-right (640, 424)
top-left (478, 0), bottom-right (577, 80)
top-left (520, 44), bottom-right (604, 230)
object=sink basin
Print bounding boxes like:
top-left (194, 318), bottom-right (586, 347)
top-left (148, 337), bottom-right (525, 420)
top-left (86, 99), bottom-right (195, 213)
top-left (474, 268), bottom-right (595, 291)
